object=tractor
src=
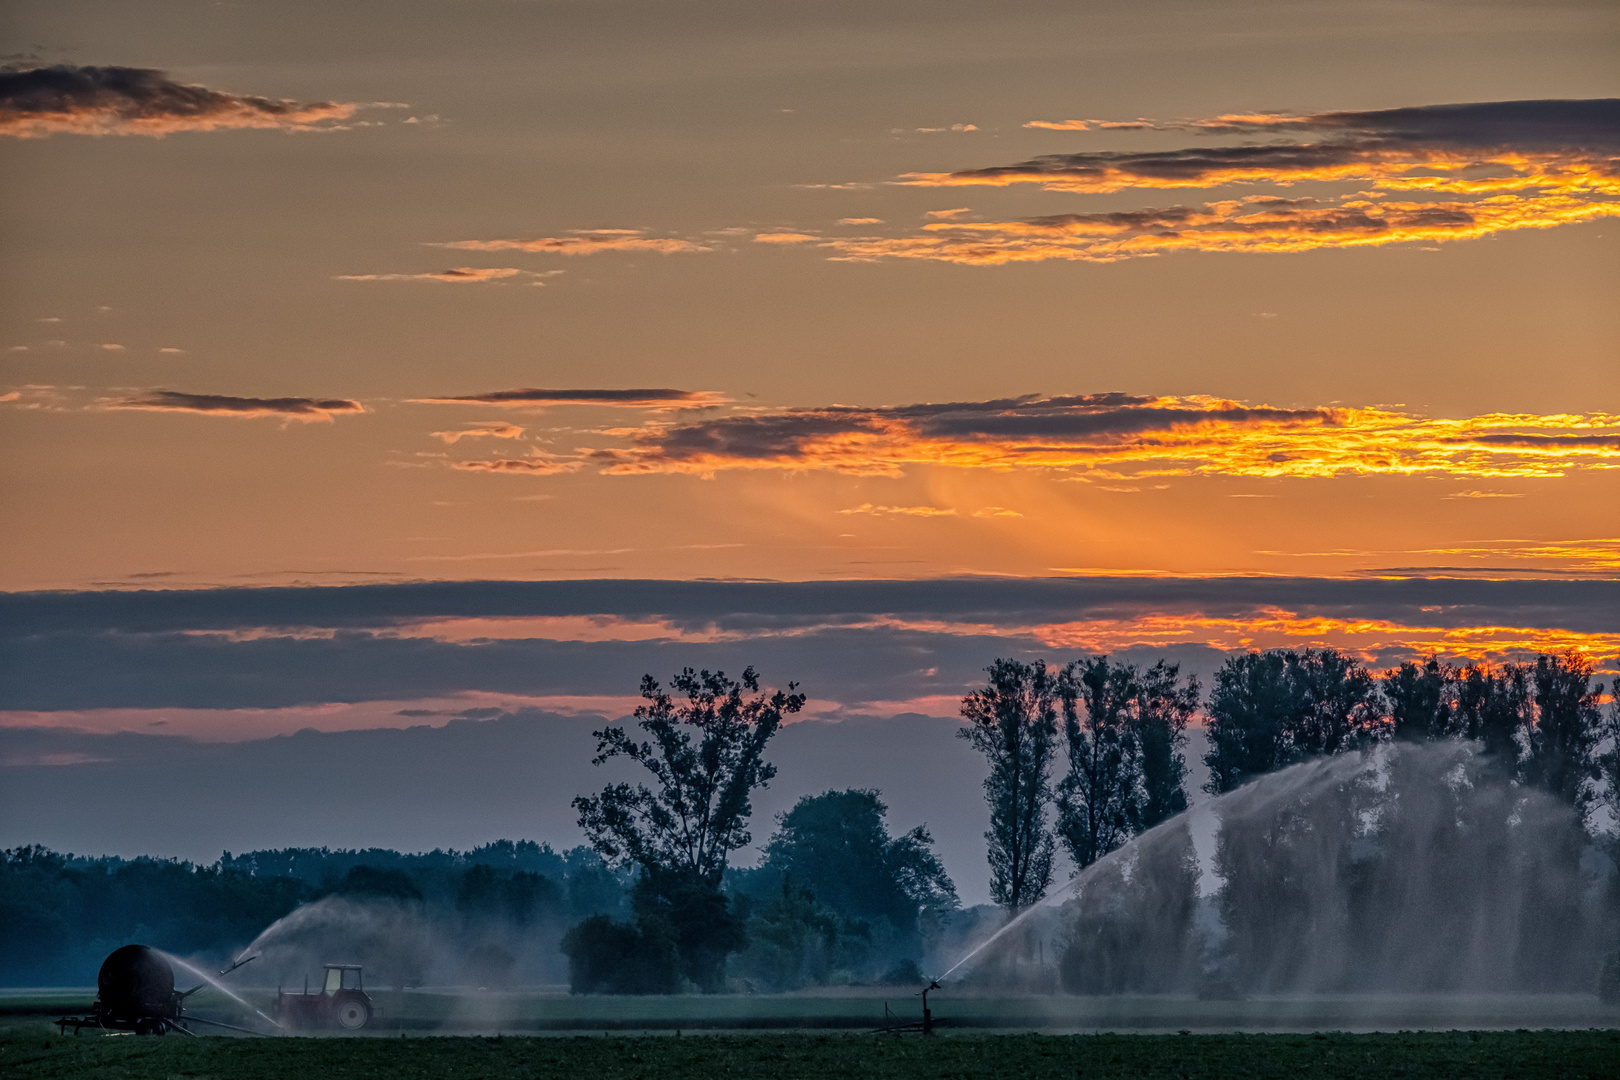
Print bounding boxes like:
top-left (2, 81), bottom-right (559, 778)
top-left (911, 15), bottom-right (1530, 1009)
top-left (274, 964), bottom-right (377, 1030)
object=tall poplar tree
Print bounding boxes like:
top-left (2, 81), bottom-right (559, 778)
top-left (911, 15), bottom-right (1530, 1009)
top-left (959, 659), bottom-right (1059, 914)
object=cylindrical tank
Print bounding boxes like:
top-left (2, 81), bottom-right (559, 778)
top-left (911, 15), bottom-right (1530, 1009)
top-left (97, 945), bottom-right (180, 1024)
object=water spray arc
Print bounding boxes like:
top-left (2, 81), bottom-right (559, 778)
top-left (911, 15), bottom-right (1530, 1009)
top-left (929, 743), bottom-right (1618, 999)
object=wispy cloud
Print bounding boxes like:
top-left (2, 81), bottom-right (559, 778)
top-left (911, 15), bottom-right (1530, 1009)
top-left (430, 422), bottom-right (525, 444)
top-left (451, 451), bottom-right (582, 476)
top-left (336, 267), bottom-right (544, 283)
top-left (101, 389), bottom-right (365, 422)
top-left (838, 504), bottom-right (958, 517)
top-left (827, 99), bottom-right (1620, 264)
top-left (411, 388), bottom-right (727, 411)
top-left (579, 392), bottom-right (1620, 480)
top-left (1022, 119), bottom-right (1157, 131)
top-left (0, 65), bottom-right (367, 138)
top-left (434, 229), bottom-right (709, 256)
top-left (753, 232), bottom-right (820, 244)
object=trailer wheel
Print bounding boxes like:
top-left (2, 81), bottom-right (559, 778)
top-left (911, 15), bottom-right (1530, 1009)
top-left (334, 995), bottom-right (371, 1030)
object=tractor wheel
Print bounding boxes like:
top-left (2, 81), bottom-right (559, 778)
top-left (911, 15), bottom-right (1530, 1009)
top-left (334, 994), bottom-right (371, 1030)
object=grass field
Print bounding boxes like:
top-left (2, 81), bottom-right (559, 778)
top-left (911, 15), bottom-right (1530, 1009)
top-left (6, 986), bottom-right (1619, 1034)
top-left (5, 987), bottom-right (1618, 1033)
top-left (1, 1024), bottom-right (1617, 1079)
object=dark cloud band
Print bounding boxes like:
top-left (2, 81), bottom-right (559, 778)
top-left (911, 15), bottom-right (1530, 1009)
top-left (105, 390), bottom-right (365, 421)
top-left (411, 388), bottom-right (725, 409)
top-left (0, 65), bottom-right (361, 138)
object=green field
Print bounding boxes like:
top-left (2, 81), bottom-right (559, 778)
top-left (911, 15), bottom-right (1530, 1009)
top-left (2, 1024), bottom-right (1617, 1080)
top-left (5, 987), bottom-right (1618, 1034)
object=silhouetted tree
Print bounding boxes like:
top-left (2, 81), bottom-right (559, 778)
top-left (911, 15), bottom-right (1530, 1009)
top-left (1526, 651), bottom-right (1603, 808)
top-left (1204, 649), bottom-right (1382, 794)
top-left (1383, 656), bottom-right (1456, 741)
top-left (1056, 657), bottom-right (1138, 870)
top-left (1598, 700), bottom-right (1620, 834)
top-left (1132, 660), bottom-right (1199, 830)
top-left (1204, 651), bottom-right (1295, 794)
top-left (456, 865), bottom-right (564, 926)
top-left (573, 666), bottom-right (804, 990)
top-left (732, 876), bottom-right (846, 991)
top-left (332, 865), bottom-right (422, 901)
top-left (560, 915), bottom-right (681, 994)
top-left (1286, 648), bottom-right (1383, 756)
top-left (1456, 662), bottom-right (1531, 761)
top-left (960, 659), bottom-right (1059, 913)
top-left (761, 789), bottom-right (957, 932)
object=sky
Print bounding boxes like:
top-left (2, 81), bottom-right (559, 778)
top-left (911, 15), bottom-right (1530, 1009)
top-left (1, 0), bottom-right (1617, 903)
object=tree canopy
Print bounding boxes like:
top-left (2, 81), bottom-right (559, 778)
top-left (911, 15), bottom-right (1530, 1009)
top-left (1057, 657), bottom-right (1198, 870)
top-left (1204, 648), bottom-right (1382, 794)
top-left (762, 789), bottom-right (958, 929)
top-left (574, 666), bottom-right (804, 888)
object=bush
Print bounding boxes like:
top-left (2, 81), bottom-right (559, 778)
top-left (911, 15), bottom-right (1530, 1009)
top-left (559, 915), bottom-right (681, 994)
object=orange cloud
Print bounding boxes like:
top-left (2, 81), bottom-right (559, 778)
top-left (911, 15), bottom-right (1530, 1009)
top-left (0, 65), bottom-right (364, 138)
top-left (102, 390), bottom-right (365, 422)
top-left (1005, 610), bottom-right (1620, 663)
top-left (838, 504), bottom-right (957, 517)
top-left (855, 99), bottom-right (1620, 263)
top-left (436, 229), bottom-right (709, 255)
top-left (451, 452), bottom-right (583, 476)
top-left (581, 393), bottom-right (1620, 480)
top-left (429, 422), bottom-right (526, 444)
top-left (375, 606), bottom-right (1620, 671)
top-left (335, 267), bottom-right (530, 283)
top-left (822, 190), bottom-right (1617, 265)
top-left (753, 232), bottom-right (820, 244)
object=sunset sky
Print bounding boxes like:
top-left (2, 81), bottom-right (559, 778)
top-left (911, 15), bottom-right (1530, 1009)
top-left (2, 0), bottom-right (1616, 892)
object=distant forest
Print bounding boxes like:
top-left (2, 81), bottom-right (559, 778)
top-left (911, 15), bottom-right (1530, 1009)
top-left (3, 647), bottom-right (1616, 993)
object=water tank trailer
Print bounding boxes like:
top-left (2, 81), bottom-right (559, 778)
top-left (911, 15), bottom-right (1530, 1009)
top-left (56, 945), bottom-right (259, 1036)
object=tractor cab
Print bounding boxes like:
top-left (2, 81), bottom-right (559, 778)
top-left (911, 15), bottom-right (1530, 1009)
top-left (275, 964), bottom-right (376, 1030)
top-left (323, 965), bottom-right (364, 995)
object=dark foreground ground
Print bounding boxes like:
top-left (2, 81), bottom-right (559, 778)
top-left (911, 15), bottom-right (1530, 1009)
top-left (2, 1024), bottom-right (1617, 1080)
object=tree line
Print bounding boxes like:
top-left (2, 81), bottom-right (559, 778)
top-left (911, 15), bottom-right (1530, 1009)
top-left (962, 649), bottom-right (1617, 914)
top-left (4, 647), bottom-right (1613, 994)
top-left (0, 840), bottom-right (631, 985)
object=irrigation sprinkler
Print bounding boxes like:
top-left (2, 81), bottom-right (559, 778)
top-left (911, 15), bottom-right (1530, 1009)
top-left (874, 979), bottom-right (943, 1035)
